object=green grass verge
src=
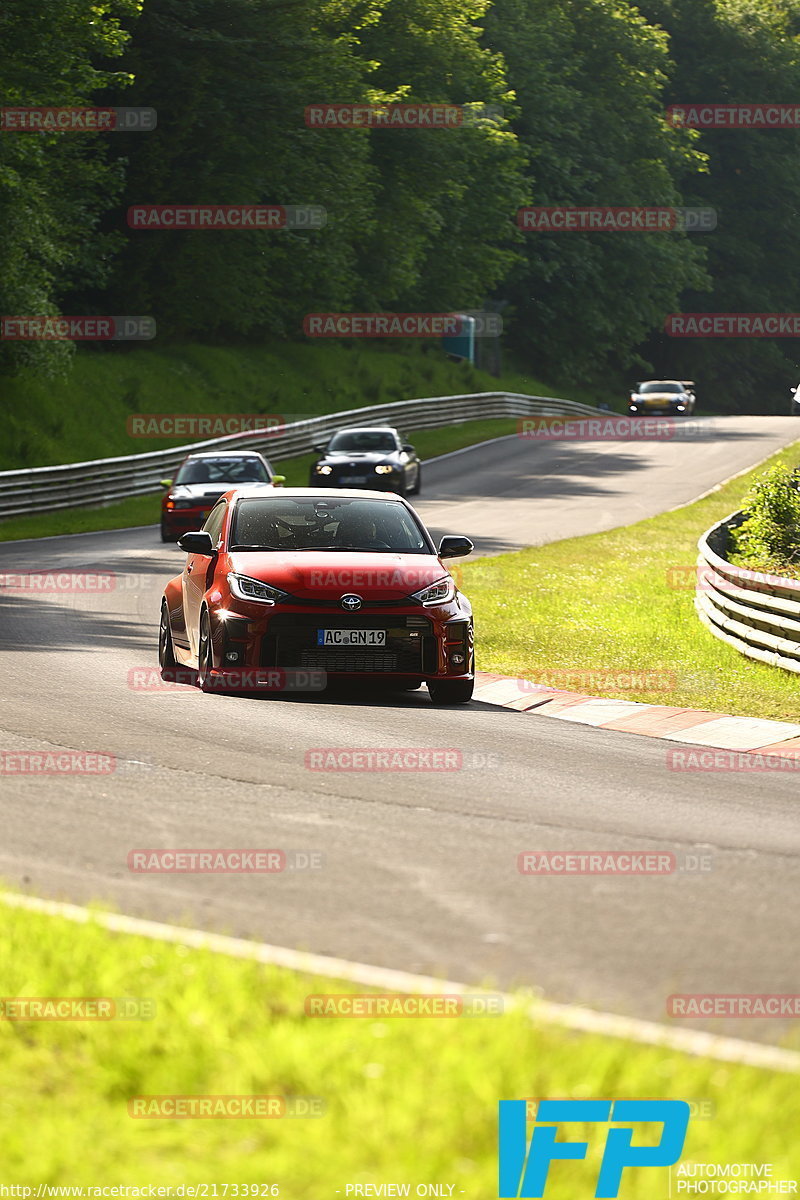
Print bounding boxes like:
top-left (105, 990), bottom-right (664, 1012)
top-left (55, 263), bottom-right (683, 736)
top-left (1, 900), bottom-right (797, 1189)
top-left (1, 339), bottom-right (606, 471)
top-left (463, 441), bottom-right (800, 721)
top-left (0, 419), bottom-right (517, 542)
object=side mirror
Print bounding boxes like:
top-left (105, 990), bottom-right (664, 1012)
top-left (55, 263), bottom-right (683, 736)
top-left (177, 531), bottom-right (215, 556)
top-left (312, 443), bottom-right (327, 454)
top-left (160, 478), bottom-right (174, 489)
top-left (438, 535), bottom-right (473, 559)
top-left (271, 474), bottom-right (286, 487)
top-left (402, 443), bottom-right (415, 454)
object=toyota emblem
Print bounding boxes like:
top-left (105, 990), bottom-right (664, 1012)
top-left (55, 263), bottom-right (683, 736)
top-left (340, 594), bottom-right (363, 611)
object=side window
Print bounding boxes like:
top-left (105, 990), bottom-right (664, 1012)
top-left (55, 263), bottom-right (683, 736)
top-left (203, 501), bottom-right (227, 545)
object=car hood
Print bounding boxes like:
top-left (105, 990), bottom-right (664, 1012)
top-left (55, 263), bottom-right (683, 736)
top-left (320, 451), bottom-right (396, 463)
top-left (171, 483), bottom-right (274, 501)
top-left (635, 392), bottom-right (684, 401)
top-left (227, 551), bottom-right (447, 600)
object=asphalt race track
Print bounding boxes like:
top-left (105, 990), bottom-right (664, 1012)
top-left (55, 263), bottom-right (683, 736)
top-left (2, 416), bottom-right (799, 1045)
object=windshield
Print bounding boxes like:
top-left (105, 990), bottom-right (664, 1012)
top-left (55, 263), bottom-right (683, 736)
top-left (327, 430), bottom-right (397, 453)
top-left (176, 456), bottom-right (270, 484)
top-left (638, 382), bottom-right (683, 394)
top-left (230, 496), bottom-right (431, 553)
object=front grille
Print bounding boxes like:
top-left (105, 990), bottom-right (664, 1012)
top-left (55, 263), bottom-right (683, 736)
top-left (283, 594), bottom-right (416, 608)
top-left (299, 650), bottom-right (398, 672)
top-left (261, 613), bottom-right (430, 672)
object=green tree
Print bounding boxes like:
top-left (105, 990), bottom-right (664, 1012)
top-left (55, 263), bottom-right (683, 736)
top-left (0, 0), bottom-right (139, 374)
top-left (637, 0), bottom-right (800, 411)
top-left (484, 0), bottom-right (709, 385)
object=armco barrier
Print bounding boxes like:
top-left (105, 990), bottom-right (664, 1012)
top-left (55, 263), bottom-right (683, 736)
top-left (0, 391), bottom-right (597, 519)
top-left (695, 513), bottom-right (800, 673)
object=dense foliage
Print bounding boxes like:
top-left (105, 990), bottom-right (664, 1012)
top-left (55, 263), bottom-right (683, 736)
top-left (3, 0), bottom-right (800, 406)
top-left (729, 462), bottom-right (800, 575)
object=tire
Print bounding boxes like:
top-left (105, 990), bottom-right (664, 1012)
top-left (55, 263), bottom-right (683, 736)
top-left (197, 611), bottom-right (215, 693)
top-left (160, 519), bottom-right (174, 543)
top-left (410, 466), bottom-right (421, 496)
top-left (158, 600), bottom-right (177, 675)
top-left (428, 677), bottom-right (474, 706)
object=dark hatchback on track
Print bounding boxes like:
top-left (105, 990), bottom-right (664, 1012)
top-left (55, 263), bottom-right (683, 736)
top-left (309, 426), bottom-right (421, 496)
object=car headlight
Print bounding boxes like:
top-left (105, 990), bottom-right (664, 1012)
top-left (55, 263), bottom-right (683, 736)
top-left (411, 577), bottom-right (456, 606)
top-left (227, 573), bottom-right (290, 605)
top-left (374, 464), bottom-right (394, 475)
top-left (315, 464), bottom-right (333, 475)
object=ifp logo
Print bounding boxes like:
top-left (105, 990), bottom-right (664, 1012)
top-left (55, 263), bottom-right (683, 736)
top-left (498, 1099), bottom-right (690, 1197)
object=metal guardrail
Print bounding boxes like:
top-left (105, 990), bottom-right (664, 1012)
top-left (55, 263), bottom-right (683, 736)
top-left (695, 513), bottom-right (800, 673)
top-left (0, 391), bottom-right (597, 519)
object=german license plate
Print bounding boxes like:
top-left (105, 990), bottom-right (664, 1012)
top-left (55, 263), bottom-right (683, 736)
top-left (317, 629), bottom-right (386, 647)
top-left (340, 475), bottom-right (367, 485)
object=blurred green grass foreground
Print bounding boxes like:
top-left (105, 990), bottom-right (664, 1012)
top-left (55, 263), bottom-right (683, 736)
top-left (0, 898), bottom-right (798, 1195)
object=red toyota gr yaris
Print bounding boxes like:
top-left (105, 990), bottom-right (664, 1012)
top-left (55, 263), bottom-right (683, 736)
top-left (159, 488), bottom-right (475, 704)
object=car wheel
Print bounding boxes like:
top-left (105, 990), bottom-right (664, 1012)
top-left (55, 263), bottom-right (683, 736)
top-left (160, 519), bottom-right (174, 543)
top-left (428, 678), bottom-right (474, 705)
top-left (197, 611), bottom-right (215, 693)
top-left (410, 466), bottom-right (421, 495)
top-left (158, 600), bottom-right (177, 675)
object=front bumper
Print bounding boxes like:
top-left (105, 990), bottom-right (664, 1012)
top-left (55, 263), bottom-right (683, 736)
top-left (308, 473), bottom-right (403, 491)
top-left (162, 507), bottom-right (213, 534)
top-left (209, 603), bottom-right (473, 684)
top-left (629, 401), bottom-right (690, 415)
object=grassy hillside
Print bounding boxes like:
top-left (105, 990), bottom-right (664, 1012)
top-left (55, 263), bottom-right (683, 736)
top-left (0, 341), bottom-right (609, 471)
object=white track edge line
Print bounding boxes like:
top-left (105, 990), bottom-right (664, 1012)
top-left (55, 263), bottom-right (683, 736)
top-left (2, 890), bottom-right (796, 1073)
top-left (422, 434), bottom-right (519, 465)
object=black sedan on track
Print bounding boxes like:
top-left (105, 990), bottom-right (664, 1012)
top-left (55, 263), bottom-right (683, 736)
top-left (309, 426), bottom-right (421, 496)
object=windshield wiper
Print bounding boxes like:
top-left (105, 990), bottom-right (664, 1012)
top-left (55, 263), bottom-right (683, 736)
top-left (230, 544), bottom-right (281, 551)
